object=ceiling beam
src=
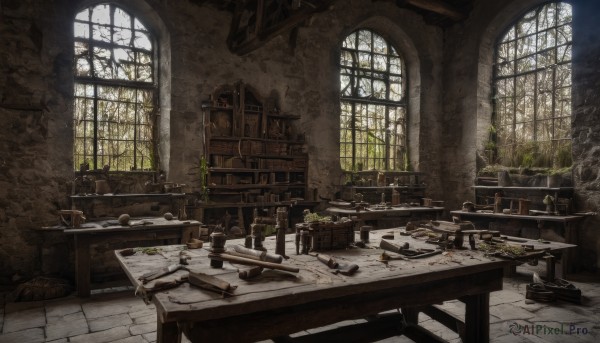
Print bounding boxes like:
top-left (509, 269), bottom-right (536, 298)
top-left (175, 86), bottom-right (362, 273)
top-left (229, 0), bottom-right (334, 55)
top-left (403, 0), bottom-right (466, 21)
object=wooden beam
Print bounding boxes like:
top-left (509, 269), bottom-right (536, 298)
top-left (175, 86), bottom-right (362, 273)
top-left (230, 0), bottom-right (334, 55)
top-left (404, 0), bottom-right (466, 21)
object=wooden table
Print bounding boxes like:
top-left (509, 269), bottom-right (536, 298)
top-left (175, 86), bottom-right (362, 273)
top-left (115, 228), bottom-right (510, 343)
top-left (450, 210), bottom-right (583, 275)
top-left (325, 206), bottom-right (444, 228)
top-left (58, 217), bottom-right (201, 297)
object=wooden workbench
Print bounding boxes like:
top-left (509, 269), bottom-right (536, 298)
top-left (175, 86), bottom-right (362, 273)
top-left (115, 228), bottom-right (511, 343)
top-left (325, 206), bottom-right (445, 229)
top-left (450, 210), bottom-right (583, 275)
top-left (53, 217), bottom-right (201, 297)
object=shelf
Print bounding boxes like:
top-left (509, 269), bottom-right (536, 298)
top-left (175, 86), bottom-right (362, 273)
top-left (208, 183), bottom-right (306, 190)
top-left (472, 186), bottom-right (574, 191)
top-left (348, 185), bottom-right (426, 190)
top-left (209, 136), bottom-right (305, 144)
top-left (450, 210), bottom-right (583, 223)
top-left (267, 113), bottom-right (300, 120)
top-left (346, 170), bottom-right (424, 176)
top-left (209, 168), bottom-right (305, 173)
top-left (195, 200), bottom-right (318, 208)
top-left (70, 193), bottom-right (187, 199)
top-left (201, 81), bottom-right (314, 226)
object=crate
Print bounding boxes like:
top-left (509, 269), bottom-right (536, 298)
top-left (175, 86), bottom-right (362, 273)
top-left (295, 220), bottom-right (355, 251)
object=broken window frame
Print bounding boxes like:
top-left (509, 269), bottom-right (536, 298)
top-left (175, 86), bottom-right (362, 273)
top-left (73, 3), bottom-right (158, 172)
top-left (492, 1), bottom-right (572, 168)
top-left (339, 29), bottom-right (408, 172)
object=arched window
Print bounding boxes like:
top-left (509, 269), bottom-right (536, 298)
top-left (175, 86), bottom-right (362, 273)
top-left (493, 2), bottom-right (572, 168)
top-left (73, 3), bottom-right (157, 171)
top-left (339, 29), bottom-right (407, 171)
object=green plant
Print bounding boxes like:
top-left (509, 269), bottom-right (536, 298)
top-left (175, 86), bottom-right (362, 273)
top-left (303, 212), bottom-right (332, 223)
top-left (196, 156), bottom-right (208, 202)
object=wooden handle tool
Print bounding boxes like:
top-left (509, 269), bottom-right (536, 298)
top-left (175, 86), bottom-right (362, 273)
top-left (209, 253), bottom-right (299, 273)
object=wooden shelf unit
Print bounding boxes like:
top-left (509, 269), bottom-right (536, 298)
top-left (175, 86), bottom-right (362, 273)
top-left (197, 82), bottom-right (314, 230)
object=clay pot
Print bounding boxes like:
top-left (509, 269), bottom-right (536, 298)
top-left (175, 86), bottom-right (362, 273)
top-left (95, 180), bottom-right (110, 195)
top-left (59, 210), bottom-right (86, 229)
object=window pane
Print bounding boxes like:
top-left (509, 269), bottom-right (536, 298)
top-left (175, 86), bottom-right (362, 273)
top-left (493, 2), bottom-right (572, 168)
top-left (339, 29), bottom-right (406, 171)
top-left (91, 4), bottom-right (110, 24)
top-left (73, 4), bottom-right (156, 171)
top-left (74, 22), bottom-right (89, 38)
top-left (373, 54), bottom-right (387, 71)
top-left (342, 32), bottom-right (356, 49)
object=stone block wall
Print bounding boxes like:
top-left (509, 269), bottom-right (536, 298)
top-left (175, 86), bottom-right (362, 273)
top-left (0, 0), bottom-right (445, 285)
top-left (571, 0), bottom-right (600, 271)
top-left (2, 0), bottom-right (599, 287)
top-left (442, 0), bottom-right (600, 271)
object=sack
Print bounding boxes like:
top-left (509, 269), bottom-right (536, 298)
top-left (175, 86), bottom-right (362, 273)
top-left (10, 276), bottom-right (72, 302)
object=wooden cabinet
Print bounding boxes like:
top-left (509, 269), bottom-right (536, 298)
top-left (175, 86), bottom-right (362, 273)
top-left (197, 82), bottom-right (315, 230)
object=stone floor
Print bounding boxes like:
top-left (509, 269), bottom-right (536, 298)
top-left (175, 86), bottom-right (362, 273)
top-left (0, 265), bottom-right (599, 343)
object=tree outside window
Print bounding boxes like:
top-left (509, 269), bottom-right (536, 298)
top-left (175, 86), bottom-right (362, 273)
top-left (339, 29), bottom-right (407, 172)
top-left (73, 3), bottom-right (157, 171)
top-left (492, 2), bottom-right (572, 169)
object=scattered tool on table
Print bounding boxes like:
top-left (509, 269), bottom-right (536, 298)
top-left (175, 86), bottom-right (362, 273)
top-left (311, 253), bottom-right (359, 276)
top-left (188, 271), bottom-right (237, 297)
top-left (380, 239), bottom-right (442, 259)
top-left (208, 252), bottom-right (299, 273)
top-left (238, 266), bottom-right (263, 280)
top-left (378, 251), bottom-right (408, 264)
top-left (231, 245), bottom-right (283, 263)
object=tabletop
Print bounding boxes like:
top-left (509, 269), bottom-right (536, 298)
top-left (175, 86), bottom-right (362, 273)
top-left (326, 206), bottom-right (445, 216)
top-left (41, 217), bottom-right (201, 234)
top-left (116, 227), bottom-right (510, 324)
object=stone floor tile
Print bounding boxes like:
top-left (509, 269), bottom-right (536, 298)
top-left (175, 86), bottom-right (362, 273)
top-left (81, 299), bottom-right (132, 320)
top-left (88, 313), bottom-right (132, 332)
top-left (0, 327), bottom-right (44, 343)
top-left (490, 289), bottom-right (525, 306)
top-left (110, 335), bottom-right (145, 343)
top-left (45, 297), bottom-right (83, 320)
top-left (69, 325), bottom-right (131, 343)
top-left (2, 307), bottom-right (45, 333)
top-left (490, 303), bottom-right (537, 323)
top-left (531, 305), bottom-right (592, 324)
top-left (45, 338), bottom-right (68, 343)
top-left (141, 331), bottom-right (156, 342)
top-left (129, 307), bottom-right (155, 321)
top-left (44, 312), bottom-right (88, 341)
top-left (131, 313), bottom-right (155, 325)
top-left (436, 300), bottom-right (465, 318)
top-left (129, 322), bottom-right (155, 336)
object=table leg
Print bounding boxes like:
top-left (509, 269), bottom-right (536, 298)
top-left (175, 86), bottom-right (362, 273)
top-left (74, 234), bottom-right (91, 297)
top-left (157, 319), bottom-right (180, 343)
top-left (463, 293), bottom-right (490, 343)
top-left (563, 222), bottom-right (576, 275)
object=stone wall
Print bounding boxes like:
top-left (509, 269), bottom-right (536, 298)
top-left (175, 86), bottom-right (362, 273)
top-left (443, 0), bottom-right (600, 271)
top-left (0, 0), bottom-right (444, 285)
top-left (571, 0), bottom-right (600, 271)
top-left (2, 0), bottom-right (598, 286)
